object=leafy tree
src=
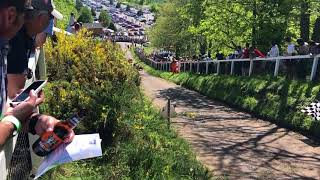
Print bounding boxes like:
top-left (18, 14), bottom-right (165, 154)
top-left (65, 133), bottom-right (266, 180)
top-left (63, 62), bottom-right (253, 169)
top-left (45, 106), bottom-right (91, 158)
top-left (139, 0), bottom-right (144, 5)
top-left (78, 7), bottom-right (93, 23)
top-left (150, 4), bottom-right (157, 13)
top-left (91, 8), bottom-right (96, 17)
top-left (150, 0), bottom-right (320, 56)
top-left (149, 1), bottom-right (193, 57)
top-left (99, 10), bottom-right (111, 27)
top-left (75, 0), bottom-right (83, 12)
top-left (108, 22), bottom-right (117, 31)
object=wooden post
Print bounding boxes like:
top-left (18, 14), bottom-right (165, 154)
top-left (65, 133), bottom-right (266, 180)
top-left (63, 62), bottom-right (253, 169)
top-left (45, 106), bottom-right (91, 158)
top-left (190, 62), bottom-right (192, 72)
top-left (217, 61), bottom-right (220, 75)
top-left (184, 62), bottom-right (186, 72)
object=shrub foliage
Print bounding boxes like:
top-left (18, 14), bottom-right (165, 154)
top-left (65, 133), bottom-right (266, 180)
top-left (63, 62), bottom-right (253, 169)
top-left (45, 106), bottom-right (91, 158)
top-left (40, 30), bottom-right (211, 179)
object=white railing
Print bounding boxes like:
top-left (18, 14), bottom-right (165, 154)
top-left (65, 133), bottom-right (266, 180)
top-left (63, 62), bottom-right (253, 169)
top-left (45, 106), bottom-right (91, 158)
top-left (141, 53), bottom-right (320, 81)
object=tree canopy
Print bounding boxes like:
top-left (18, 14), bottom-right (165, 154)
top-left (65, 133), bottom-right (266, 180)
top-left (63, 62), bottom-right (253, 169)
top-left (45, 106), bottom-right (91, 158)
top-left (99, 10), bottom-right (112, 27)
top-left (91, 8), bottom-right (96, 17)
top-left (78, 7), bottom-right (93, 23)
top-left (150, 0), bottom-right (320, 57)
top-left (75, 0), bottom-right (83, 12)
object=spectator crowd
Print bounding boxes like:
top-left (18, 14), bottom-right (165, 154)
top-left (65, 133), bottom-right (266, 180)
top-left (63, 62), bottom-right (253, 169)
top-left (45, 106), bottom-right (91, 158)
top-left (144, 37), bottom-right (320, 78)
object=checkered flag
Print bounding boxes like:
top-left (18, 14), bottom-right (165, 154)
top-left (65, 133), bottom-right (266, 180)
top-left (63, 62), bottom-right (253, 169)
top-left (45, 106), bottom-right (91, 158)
top-left (301, 101), bottom-right (320, 121)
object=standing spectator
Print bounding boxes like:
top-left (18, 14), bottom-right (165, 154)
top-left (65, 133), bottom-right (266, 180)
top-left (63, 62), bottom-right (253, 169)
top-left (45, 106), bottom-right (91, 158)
top-left (235, 46), bottom-right (243, 59)
top-left (4, 0), bottom-right (75, 145)
top-left (296, 38), bottom-right (309, 55)
top-left (234, 46), bottom-right (243, 75)
top-left (268, 42), bottom-right (280, 57)
top-left (296, 38), bottom-right (309, 79)
top-left (309, 41), bottom-right (319, 56)
top-left (241, 43), bottom-right (250, 59)
top-left (240, 43), bottom-right (250, 75)
top-left (67, 12), bottom-right (76, 32)
top-left (216, 51), bottom-right (224, 60)
top-left (7, 0), bottom-right (63, 98)
top-left (249, 46), bottom-right (265, 58)
top-left (285, 37), bottom-right (297, 56)
top-left (0, 0), bottom-right (49, 146)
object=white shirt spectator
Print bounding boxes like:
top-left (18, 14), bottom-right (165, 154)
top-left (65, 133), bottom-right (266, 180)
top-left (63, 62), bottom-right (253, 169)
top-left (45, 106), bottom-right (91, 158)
top-left (287, 43), bottom-right (295, 55)
top-left (269, 45), bottom-right (279, 57)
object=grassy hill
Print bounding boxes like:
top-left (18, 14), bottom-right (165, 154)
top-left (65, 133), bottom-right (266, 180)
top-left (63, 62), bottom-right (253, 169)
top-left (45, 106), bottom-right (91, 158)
top-left (54, 0), bottom-right (79, 28)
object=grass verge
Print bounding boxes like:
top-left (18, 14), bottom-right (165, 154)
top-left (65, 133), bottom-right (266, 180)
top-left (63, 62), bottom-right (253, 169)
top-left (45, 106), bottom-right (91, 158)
top-left (41, 96), bottom-right (212, 179)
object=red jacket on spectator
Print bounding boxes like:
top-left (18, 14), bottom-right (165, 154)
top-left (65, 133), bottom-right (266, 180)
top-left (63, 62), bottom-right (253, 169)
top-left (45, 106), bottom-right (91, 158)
top-left (253, 49), bottom-right (265, 58)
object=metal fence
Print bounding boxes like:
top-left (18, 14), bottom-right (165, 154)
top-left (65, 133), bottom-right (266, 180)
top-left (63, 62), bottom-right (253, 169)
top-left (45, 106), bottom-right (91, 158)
top-left (138, 50), bottom-right (320, 81)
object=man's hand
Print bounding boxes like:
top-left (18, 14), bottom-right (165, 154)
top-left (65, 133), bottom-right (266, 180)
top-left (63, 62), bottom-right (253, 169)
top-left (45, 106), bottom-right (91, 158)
top-left (35, 115), bottom-right (75, 143)
top-left (5, 90), bottom-right (39, 125)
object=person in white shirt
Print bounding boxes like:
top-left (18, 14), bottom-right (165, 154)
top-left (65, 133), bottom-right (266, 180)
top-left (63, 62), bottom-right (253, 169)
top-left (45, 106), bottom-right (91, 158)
top-left (285, 37), bottom-right (296, 56)
top-left (269, 42), bottom-right (280, 57)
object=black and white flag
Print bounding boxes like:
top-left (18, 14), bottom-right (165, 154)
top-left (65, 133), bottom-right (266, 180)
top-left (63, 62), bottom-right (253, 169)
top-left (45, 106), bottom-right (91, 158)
top-left (301, 101), bottom-right (320, 121)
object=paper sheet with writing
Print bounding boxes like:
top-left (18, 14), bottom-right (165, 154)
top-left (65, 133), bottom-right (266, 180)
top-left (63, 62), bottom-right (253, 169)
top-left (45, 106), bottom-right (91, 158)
top-left (34, 133), bottom-right (102, 179)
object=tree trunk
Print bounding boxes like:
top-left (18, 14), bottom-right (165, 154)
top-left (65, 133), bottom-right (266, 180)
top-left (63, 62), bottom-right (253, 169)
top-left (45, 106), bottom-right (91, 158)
top-left (300, 1), bottom-right (310, 42)
top-left (312, 17), bottom-right (320, 42)
top-left (199, 36), bottom-right (207, 56)
top-left (251, 0), bottom-right (257, 46)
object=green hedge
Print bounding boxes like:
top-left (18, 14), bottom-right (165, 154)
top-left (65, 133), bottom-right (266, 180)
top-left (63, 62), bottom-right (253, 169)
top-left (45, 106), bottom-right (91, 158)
top-left (135, 51), bottom-right (320, 138)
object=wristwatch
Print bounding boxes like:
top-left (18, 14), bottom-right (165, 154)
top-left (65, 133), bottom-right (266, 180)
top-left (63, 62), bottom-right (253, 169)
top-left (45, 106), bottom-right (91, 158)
top-left (2, 115), bottom-right (21, 136)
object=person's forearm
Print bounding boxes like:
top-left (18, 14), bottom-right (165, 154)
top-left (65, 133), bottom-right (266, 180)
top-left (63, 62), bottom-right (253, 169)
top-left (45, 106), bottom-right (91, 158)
top-left (0, 121), bottom-right (15, 146)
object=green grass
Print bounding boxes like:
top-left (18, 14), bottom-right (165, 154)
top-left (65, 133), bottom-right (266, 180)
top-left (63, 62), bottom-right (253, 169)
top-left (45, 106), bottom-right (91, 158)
top-left (54, 0), bottom-right (79, 29)
top-left (41, 97), bottom-right (212, 180)
top-left (134, 49), bottom-right (320, 138)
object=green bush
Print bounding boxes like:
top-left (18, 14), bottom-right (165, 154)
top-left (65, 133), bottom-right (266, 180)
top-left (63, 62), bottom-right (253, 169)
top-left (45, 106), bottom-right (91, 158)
top-left (135, 50), bottom-right (320, 138)
top-left (44, 29), bottom-right (140, 144)
top-left (40, 30), bottom-right (211, 179)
